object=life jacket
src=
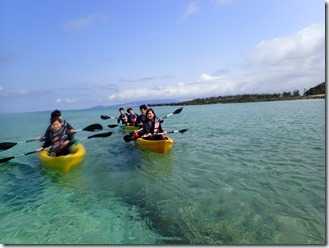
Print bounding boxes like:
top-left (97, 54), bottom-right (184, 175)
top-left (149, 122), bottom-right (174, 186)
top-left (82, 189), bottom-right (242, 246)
top-left (129, 113), bottom-right (138, 123)
top-left (119, 113), bottom-right (128, 124)
top-left (145, 118), bottom-right (160, 134)
top-left (50, 125), bottom-right (69, 149)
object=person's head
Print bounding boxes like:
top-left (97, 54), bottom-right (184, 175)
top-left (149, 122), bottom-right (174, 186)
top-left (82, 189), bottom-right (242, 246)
top-left (51, 109), bottom-right (62, 120)
top-left (130, 109), bottom-right (137, 121)
top-left (50, 117), bottom-right (62, 132)
top-left (127, 108), bottom-right (133, 114)
top-left (119, 107), bottom-right (125, 113)
top-left (146, 108), bottom-right (156, 120)
top-left (139, 104), bottom-right (147, 115)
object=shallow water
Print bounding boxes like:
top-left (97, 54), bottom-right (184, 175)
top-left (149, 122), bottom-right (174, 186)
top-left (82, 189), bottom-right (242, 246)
top-left (0, 99), bottom-right (325, 244)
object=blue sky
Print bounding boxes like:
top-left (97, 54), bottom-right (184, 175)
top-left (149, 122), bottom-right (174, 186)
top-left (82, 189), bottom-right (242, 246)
top-left (0, 0), bottom-right (325, 113)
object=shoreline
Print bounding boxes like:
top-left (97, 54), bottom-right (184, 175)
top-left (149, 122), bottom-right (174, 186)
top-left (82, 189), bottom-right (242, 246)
top-left (149, 94), bottom-right (325, 107)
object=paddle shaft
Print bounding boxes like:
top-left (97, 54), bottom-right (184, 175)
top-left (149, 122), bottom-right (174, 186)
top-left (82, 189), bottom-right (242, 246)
top-left (0, 131), bottom-right (113, 163)
top-left (158, 129), bottom-right (188, 135)
top-left (0, 123), bottom-right (103, 152)
top-left (161, 107), bottom-right (183, 119)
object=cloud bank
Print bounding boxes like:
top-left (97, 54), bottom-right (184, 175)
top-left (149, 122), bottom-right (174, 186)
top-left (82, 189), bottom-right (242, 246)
top-left (106, 23), bottom-right (324, 102)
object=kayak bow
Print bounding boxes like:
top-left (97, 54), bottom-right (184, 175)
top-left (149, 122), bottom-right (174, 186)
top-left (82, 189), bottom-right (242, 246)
top-left (38, 143), bottom-right (86, 173)
top-left (134, 137), bottom-right (174, 154)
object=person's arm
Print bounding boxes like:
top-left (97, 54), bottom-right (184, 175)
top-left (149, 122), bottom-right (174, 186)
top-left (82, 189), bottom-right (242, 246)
top-left (36, 132), bottom-right (51, 151)
top-left (64, 121), bottom-right (75, 133)
top-left (159, 123), bottom-right (164, 133)
top-left (36, 126), bottom-right (50, 141)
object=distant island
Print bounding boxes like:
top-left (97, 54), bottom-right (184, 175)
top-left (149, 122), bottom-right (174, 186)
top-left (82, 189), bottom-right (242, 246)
top-left (149, 82), bottom-right (325, 107)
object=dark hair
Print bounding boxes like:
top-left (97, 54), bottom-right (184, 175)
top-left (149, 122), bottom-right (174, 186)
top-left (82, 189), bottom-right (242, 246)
top-left (146, 108), bottom-right (156, 118)
top-left (50, 117), bottom-right (62, 124)
top-left (119, 107), bottom-right (124, 111)
top-left (139, 104), bottom-right (147, 110)
top-left (127, 108), bottom-right (132, 113)
top-left (51, 109), bottom-right (61, 119)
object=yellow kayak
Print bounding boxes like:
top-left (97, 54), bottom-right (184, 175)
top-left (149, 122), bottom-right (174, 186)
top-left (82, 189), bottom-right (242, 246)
top-left (120, 124), bottom-right (139, 131)
top-left (134, 137), bottom-right (174, 154)
top-left (39, 143), bottom-right (86, 173)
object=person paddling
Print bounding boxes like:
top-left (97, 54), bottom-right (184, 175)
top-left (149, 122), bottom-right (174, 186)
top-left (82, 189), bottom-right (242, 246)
top-left (136, 104), bottom-right (148, 128)
top-left (133, 108), bottom-right (167, 140)
top-left (117, 107), bottom-right (128, 125)
top-left (126, 108), bottom-right (138, 126)
top-left (36, 117), bottom-right (75, 156)
top-left (36, 109), bottom-right (75, 141)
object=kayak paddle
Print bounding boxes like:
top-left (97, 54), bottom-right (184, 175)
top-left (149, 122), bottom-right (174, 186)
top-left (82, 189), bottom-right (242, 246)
top-left (123, 128), bottom-right (143, 142)
top-left (0, 140), bottom-right (38, 152)
top-left (161, 107), bottom-right (183, 119)
top-left (0, 150), bottom-right (44, 164)
top-left (100, 115), bottom-right (118, 120)
top-left (75, 123), bottom-right (103, 132)
top-left (0, 131), bottom-right (113, 164)
top-left (78, 131), bottom-right (113, 140)
top-left (123, 129), bottom-right (188, 142)
top-left (0, 123), bottom-right (103, 152)
top-left (161, 129), bottom-right (188, 134)
top-left (108, 124), bottom-right (119, 128)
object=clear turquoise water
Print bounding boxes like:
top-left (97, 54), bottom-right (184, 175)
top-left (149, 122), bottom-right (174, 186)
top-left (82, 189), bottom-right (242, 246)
top-left (0, 99), bottom-right (325, 244)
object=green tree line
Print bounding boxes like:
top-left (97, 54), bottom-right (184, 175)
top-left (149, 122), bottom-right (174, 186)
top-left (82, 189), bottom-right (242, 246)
top-left (150, 82), bottom-right (325, 107)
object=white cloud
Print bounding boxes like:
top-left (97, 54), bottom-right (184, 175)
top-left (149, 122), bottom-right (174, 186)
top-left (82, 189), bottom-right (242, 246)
top-left (246, 23), bottom-right (324, 69)
top-left (106, 23), bottom-right (324, 102)
top-left (180, 2), bottom-right (199, 21)
top-left (56, 98), bottom-right (76, 103)
top-left (200, 73), bottom-right (222, 81)
top-left (64, 13), bottom-right (109, 30)
top-left (107, 74), bottom-right (234, 102)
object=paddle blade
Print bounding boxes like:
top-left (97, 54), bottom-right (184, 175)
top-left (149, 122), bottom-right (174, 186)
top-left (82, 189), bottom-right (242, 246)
top-left (123, 134), bottom-right (134, 142)
top-left (178, 128), bottom-right (188, 133)
top-left (0, 150), bottom-right (38, 163)
top-left (123, 128), bottom-right (142, 142)
top-left (162, 107), bottom-right (184, 119)
top-left (173, 107), bottom-right (183, 115)
top-left (0, 142), bottom-right (17, 152)
top-left (83, 124), bottom-right (103, 132)
top-left (87, 131), bottom-right (112, 139)
top-left (100, 115), bottom-right (110, 120)
top-left (108, 124), bottom-right (119, 128)
top-left (0, 156), bottom-right (15, 163)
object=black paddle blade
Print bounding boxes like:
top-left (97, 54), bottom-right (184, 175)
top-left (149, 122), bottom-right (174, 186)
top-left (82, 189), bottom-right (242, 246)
top-left (100, 115), bottom-right (110, 120)
top-left (179, 129), bottom-right (188, 133)
top-left (123, 134), bottom-right (134, 142)
top-left (0, 142), bottom-right (17, 152)
top-left (0, 150), bottom-right (38, 163)
top-left (173, 107), bottom-right (183, 115)
top-left (0, 156), bottom-right (15, 163)
top-left (88, 131), bottom-right (112, 139)
top-left (83, 124), bottom-right (103, 132)
top-left (108, 124), bottom-right (119, 128)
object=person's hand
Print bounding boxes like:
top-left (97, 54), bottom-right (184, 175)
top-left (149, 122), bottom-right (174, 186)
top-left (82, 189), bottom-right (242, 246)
top-left (35, 136), bottom-right (42, 141)
top-left (142, 133), bottom-right (152, 138)
top-left (36, 147), bottom-right (43, 152)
